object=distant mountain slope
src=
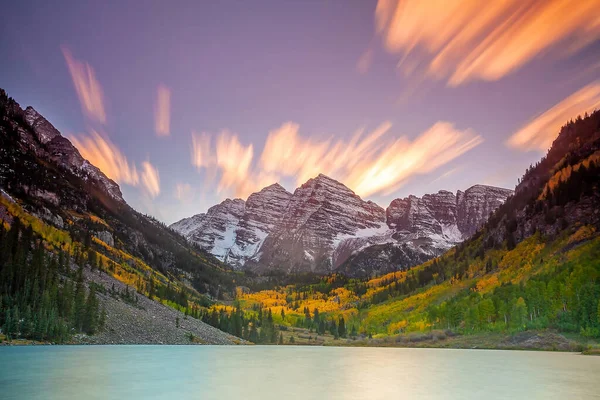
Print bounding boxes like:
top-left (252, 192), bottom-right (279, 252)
top-left (172, 175), bottom-right (512, 276)
top-left (0, 88), bottom-right (233, 298)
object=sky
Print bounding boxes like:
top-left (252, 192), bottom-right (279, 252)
top-left (1, 0), bottom-right (599, 224)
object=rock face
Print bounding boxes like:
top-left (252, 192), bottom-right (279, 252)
top-left (229, 184), bottom-right (293, 267)
top-left (171, 175), bottom-right (513, 276)
top-left (171, 198), bottom-right (246, 261)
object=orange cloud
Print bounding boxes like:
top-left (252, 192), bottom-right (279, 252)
top-left (374, 0), bottom-right (600, 86)
top-left (348, 122), bottom-right (482, 196)
top-left (192, 121), bottom-right (482, 199)
top-left (215, 131), bottom-right (255, 196)
top-left (140, 161), bottom-right (160, 198)
top-left (507, 82), bottom-right (600, 151)
top-left (70, 131), bottom-right (161, 197)
top-left (260, 122), bottom-right (392, 188)
top-left (62, 47), bottom-right (107, 123)
top-left (70, 131), bottom-right (139, 185)
top-left (155, 84), bottom-right (171, 136)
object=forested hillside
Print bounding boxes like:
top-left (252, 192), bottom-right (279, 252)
top-left (0, 217), bottom-right (104, 342)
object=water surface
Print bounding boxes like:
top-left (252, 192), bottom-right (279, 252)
top-left (1, 346), bottom-right (599, 399)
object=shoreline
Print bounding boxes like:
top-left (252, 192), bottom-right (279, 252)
top-left (2, 330), bottom-right (598, 355)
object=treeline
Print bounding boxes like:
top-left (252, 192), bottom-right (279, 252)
top-left (426, 252), bottom-right (600, 337)
top-left (199, 304), bottom-right (279, 344)
top-left (296, 306), bottom-right (354, 339)
top-left (0, 218), bottom-right (105, 342)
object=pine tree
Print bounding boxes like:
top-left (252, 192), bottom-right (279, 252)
top-left (73, 268), bottom-right (86, 332)
top-left (338, 316), bottom-right (346, 338)
top-left (83, 286), bottom-right (99, 334)
top-left (98, 305), bottom-right (107, 332)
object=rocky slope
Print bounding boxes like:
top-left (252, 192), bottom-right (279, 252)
top-left (76, 264), bottom-right (242, 345)
top-left (172, 174), bottom-right (512, 276)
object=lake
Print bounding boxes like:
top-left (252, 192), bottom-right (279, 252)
top-left (1, 346), bottom-right (599, 399)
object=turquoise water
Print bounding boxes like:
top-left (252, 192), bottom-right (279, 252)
top-left (1, 346), bottom-right (599, 399)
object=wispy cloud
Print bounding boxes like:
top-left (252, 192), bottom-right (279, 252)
top-left (154, 84), bottom-right (171, 136)
top-left (175, 183), bottom-right (192, 202)
top-left (70, 131), bottom-right (161, 197)
top-left (507, 82), bottom-right (600, 151)
top-left (374, 0), bottom-right (600, 86)
top-left (140, 161), bottom-right (160, 198)
top-left (191, 121), bottom-right (482, 199)
top-left (62, 47), bottom-right (107, 123)
top-left (347, 122), bottom-right (482, 196)
top-left (356, 49), bottom-right (373, 74)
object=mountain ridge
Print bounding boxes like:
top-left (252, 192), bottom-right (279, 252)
top-left (171, 174), bottom-right (513, 276)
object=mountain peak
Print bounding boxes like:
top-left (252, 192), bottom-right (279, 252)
top-left (315, 173), bottom-right (338, 182)
top-left (260, 182), bottom-right (290, 194)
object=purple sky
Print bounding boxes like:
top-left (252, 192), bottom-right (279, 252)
top-left (1, 1), bottom-right (599, 223)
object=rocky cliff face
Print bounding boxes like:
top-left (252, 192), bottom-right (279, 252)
top-left (171, 174), bottom-right (513, 276)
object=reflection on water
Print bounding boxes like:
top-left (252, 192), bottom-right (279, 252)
top-left (1, 346), bottom-right (599, 400)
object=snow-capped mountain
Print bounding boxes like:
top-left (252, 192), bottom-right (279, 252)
top-left (170, 184), bottom-right (292, 268)
top-left (171, 174), bottom-right (513, 276)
